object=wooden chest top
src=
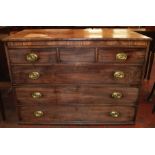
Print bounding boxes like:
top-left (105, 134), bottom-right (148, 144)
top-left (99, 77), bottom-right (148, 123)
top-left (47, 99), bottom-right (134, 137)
top-left (3, 29), bottom-right (151, 41)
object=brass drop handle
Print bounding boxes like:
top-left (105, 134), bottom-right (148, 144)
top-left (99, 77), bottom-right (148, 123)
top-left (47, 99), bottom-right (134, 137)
top-left (111, 92), bottom-right (123, 99)
top-left (110, 111), bottom-right (120, 118)
top-left (34, 111), bottom-right (44, 118)
top-left (29, 72), bottom-right (40, 80)
top-left (32, 92), bottom-right (42, 99)
top-left (114, 71), bottom-right (125, 79)
top-left (116, 53), bottom-right (127, 61)
top-left (26, 53), bottom-right (39, 62)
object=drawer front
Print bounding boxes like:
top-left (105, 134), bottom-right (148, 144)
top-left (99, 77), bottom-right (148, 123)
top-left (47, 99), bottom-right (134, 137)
top-left (8, 48), bottom-right (57, 64)
top-left (15, 85), bottom-right (139, 105)
top-left (98, 48), bottom-right (146, 64)
top-left (12, 64), bottom-right (142, 84)
top-left (18, 105), bottom-right (136, 124)
top-left (59, 48), bottom-right (95, 63)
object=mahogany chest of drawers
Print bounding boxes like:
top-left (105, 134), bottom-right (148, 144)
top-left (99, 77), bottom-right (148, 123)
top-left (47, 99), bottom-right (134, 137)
top-left (3, 29), bottom-right (151, 125)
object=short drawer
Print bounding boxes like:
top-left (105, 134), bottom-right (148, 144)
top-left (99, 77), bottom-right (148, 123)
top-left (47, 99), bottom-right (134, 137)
top-left (18, 105), bottom-right (136, 124)
top-left (8, 48), bottom-right (57, 64)
top-left (98, 48), bottom-right (146, 64)
top-left (59, 47), bottom-right (95, 63)
top-left (11, 64), bottom-right (143, 85)
top-left (15, 85), bottom-right (139, 105)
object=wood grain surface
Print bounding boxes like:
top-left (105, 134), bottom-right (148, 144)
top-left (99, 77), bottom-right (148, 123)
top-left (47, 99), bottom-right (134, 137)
top-left (11, 64), bottom-right (143, 85)
top-left (18, 105), bottom-right (136, 124)
top-left (3, 28), bottom-right (151, 125)
top-left (15, 85), bottom-right (139, 105)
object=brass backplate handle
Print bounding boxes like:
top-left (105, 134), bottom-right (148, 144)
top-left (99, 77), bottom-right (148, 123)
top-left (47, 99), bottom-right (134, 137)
top-left (26, 53), bottom-right (38, 62)
top-left (29, 72), bottom-right (40, 80)
top-left (34, 111), bottom-right (44, 118)
top-left (114, 71), bottom-right (125, 79)
top-left (116, 53), bottom-right (127, 61)
top-left (32, 92), bottom-right (42, 99)
top-left (112, 92), bottom-right (123, 99)
top-left (110, 111), bottom-right (120, 118)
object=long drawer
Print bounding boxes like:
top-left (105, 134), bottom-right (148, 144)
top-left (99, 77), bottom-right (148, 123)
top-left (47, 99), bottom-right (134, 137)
top-left (11, 64), bottom-right (143, 84)
top-left (18, 105), bottom-right (136, 124)
top-left (15, 85), bottom-right (139, 105)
